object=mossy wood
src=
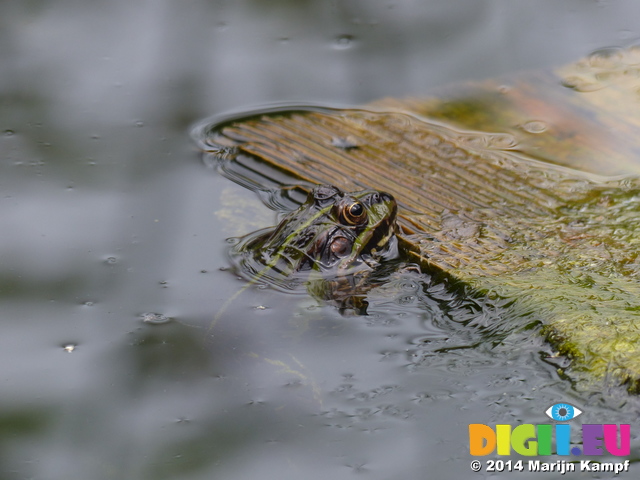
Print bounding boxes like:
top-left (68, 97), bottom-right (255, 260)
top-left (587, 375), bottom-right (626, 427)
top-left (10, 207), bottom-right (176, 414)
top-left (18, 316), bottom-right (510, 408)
top-left (203, 48), bottom-right (640, 392)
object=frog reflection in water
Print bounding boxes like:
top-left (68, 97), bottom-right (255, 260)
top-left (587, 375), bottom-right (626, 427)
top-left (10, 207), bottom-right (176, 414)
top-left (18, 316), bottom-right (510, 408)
top-left (231, 185), bottom-right (401, 312)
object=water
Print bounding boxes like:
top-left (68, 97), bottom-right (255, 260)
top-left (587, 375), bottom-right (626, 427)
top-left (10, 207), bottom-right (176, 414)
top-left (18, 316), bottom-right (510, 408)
top-left (3, 1), bottom-right (640, 479)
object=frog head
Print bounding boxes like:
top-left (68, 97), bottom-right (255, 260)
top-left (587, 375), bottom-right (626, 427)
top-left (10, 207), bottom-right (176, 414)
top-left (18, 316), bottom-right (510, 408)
top-left (231, 185), bottom-right (399, 291)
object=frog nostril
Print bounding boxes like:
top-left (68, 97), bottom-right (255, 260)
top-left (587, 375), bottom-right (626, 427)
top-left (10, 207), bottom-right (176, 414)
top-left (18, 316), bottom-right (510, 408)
top-left (370, 192), bottom-right (393, 204)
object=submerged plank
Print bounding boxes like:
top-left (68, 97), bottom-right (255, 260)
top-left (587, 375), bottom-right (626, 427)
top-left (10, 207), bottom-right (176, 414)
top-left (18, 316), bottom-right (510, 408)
top-left (199, 48), bottom-right (640, 393)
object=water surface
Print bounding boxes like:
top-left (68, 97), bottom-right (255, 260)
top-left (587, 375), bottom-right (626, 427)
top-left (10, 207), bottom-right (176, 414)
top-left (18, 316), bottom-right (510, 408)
top-left (3, 1), bottom-right (640, 478)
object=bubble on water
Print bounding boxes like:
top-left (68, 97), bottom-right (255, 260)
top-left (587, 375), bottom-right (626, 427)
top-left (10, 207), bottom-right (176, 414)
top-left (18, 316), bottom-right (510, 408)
top-left (134, 121), bottom-right (144, 127)
top-left (254, 305), bottom-right (267, 310)
top-left (561, 75), bottom-right (603, 93)
top-left (618, 29), bottom-right (636, 40)
top-left (458, 132), bottom-right (517, 150)
top-left (333, 34), bottom-right (354, 50)
top-left (4, 129), bottom-right (15, 137)
top-left (399, 281), bottom-right (419, 292)
top-left (587, 46), bottom-right (624, 68)
top-left (520, 120), bottom-right (548, 134)
top-left (226, 237), bottom-right (239, 245)
top-left (141, 312), bottom-right (172, 324)
top-left (105, 256), bottom-right (117, 264)
top-left (82, 301), bottom-right (94, 307)
top-left (63, 344), bottom-right (76, 353)
top-left (397, 295), bottom-right (415, 305)
top-left (485, 133), bottom-right (518, 149)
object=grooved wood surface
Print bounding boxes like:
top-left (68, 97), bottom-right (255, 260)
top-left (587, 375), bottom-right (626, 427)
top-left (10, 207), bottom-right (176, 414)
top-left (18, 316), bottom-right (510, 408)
top-left (200, 49), bottom-right (640, 392)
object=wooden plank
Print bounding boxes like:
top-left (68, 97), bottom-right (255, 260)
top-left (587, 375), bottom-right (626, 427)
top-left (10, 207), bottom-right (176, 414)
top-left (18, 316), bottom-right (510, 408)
top-left (200, 48), bottom-right (640, 393)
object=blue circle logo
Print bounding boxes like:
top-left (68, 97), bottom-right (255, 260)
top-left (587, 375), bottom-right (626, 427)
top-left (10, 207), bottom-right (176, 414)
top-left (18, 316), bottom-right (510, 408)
top-left (545, 403), bottom-right (582, 421)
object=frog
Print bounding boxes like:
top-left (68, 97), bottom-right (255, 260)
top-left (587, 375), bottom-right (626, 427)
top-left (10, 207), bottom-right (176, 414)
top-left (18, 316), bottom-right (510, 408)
top-left (229, 185), bottom-right (401, 310)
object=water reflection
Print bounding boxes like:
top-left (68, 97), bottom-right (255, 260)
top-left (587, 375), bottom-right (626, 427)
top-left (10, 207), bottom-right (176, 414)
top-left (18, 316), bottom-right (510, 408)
top-left (4, 0), bottom-right (640, 478)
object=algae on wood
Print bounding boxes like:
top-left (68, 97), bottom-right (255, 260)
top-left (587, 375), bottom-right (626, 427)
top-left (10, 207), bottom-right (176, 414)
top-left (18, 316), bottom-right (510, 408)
top-left (198, 48), bottom-right (640, 393)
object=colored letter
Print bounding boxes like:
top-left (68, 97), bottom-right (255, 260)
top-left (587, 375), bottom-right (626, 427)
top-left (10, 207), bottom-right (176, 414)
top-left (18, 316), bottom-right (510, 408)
top-left (537, 424), bottom-right (552, 455)
top-left (496, 424), bottom-right (511, 455)
top-left (511, 424), bottom-right (537, 456)
top-left (469, 424), bottom-right (496, 456)
top-left (582, 424), bottom-right (604, 455)
top-left (555, 424), bottom-right (571, 455)
top-left (603, 424), bottom-right (630, 456)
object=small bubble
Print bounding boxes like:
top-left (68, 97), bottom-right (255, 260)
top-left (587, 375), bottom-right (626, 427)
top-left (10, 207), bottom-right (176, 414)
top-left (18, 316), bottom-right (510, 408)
top-left (134, 121), bottom-right (144, 127)
top-left (83, 301), bottom-right (94, 307)
top-left (254, 305), bottom-right (267, 310)
top-left (400, 281), bottom-right (418, 292)
top-left (618, 29), bottom-right (635, 40)
top-left (484, 133), bottom-right (518, 149)
top-left (520, 120), bottom-right (548, 134)
top-left (63, 344), bottom-right (76, 353)
top-left (225, 237), bottom-right (239, 245)
top-left (587, 47), bottom-right (624, 69)
top-left (397, 295), bottom-right (415, 305)
top-left (333, 34), bottom-right (354, 50)
top-left (105, 256), bottom-right (117, 264)
top-left (141, 312), bottom-right (171, 325)
top-left (200, 269), bottom-right (208, 273)
top-left (561, 76), bottom-right (602, 93)
top-left (4, 130), bottom-right (15, 137)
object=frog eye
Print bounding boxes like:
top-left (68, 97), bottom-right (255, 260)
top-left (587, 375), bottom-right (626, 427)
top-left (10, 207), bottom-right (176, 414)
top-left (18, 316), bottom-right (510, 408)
top-left (545, 403), bottom-right (582, 421)
top-left (330, 236), bottom-right (351, 257)
top-left (341, 202), bottom-right (367, 225)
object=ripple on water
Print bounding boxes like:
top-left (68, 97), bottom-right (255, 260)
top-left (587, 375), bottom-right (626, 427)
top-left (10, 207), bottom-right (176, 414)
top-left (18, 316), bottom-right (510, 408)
top-left (140, 312), bottom-right (172, 325)
top-left (333, 34), bottom-right (355, 50)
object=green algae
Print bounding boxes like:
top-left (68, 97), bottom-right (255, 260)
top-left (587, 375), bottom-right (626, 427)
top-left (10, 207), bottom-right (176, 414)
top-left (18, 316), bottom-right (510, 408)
top-left (197, 49), bottom-right (640, 393)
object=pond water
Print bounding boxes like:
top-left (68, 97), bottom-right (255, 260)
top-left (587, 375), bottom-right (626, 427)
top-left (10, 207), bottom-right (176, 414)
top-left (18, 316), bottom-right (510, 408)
top-left (3, 1), bottom-right (640, 479)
